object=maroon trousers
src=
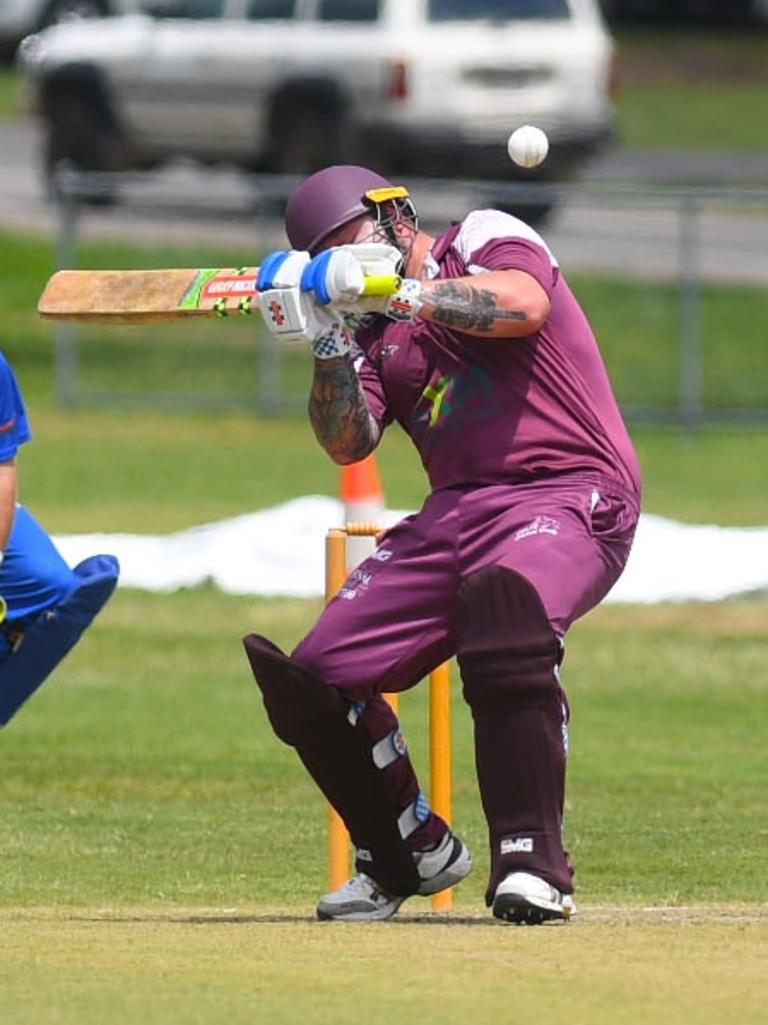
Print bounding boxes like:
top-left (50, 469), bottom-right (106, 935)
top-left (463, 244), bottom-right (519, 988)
top-left (291, 475), bottom-right (638, 896)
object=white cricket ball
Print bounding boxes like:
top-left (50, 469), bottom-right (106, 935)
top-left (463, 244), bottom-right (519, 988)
top-left (507, 125), bottom-right (549, 169)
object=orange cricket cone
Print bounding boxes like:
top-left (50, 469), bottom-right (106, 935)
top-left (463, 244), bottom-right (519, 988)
top-left (340, 454), bottom-right (385, 569)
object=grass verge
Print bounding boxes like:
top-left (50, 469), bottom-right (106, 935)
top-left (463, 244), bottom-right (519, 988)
top-left (1, 592), bottom-right (766, 1024)
top-left (1, 906), bottom-right (766, 1025)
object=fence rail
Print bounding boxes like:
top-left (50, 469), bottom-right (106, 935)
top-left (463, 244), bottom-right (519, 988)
top-left (50, 166), bottom-right (768, 427)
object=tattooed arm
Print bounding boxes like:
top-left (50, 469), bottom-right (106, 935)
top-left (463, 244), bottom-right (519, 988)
top-left (309, 355), bottom-right (381, 465)
top-left (419, 270), bottom-right (549, 339)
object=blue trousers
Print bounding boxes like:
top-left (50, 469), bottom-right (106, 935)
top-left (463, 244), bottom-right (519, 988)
top-left (0, 505), bottom-right (75, 642)
top-left (0, 505), bottom-right (119, 724)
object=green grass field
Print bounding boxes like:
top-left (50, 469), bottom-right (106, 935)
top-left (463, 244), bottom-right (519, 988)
top-left (0, 209), bottom-right (767, 1025)
top-left (1, 580), bottom-right (766, 1023)
top-left (0, 66), bottom-right (19, 119)
top-left (615, 29), bottom-right (768, 150)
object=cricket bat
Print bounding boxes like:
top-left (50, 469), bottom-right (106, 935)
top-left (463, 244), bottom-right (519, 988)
top-left (37, 265), bottom-right (400, 325)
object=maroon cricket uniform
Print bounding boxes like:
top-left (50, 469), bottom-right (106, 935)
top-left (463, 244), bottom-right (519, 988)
top-left (288, 209), bottom-right (642, 899)
top-left (295, 209), bottom-right (641, 681)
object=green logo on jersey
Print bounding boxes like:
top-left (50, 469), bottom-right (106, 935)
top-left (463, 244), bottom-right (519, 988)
top-left (422, 375), bottom-right (453, 427)
top-left (419, 366), bottom-right (497, 433)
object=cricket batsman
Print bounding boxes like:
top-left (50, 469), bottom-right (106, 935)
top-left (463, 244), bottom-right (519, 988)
top-left (243, 165), bottom-right (642, 923)
top-left (0, 351), bottom-right (119, 726)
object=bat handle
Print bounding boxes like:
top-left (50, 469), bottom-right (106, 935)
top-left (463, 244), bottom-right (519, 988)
top-left (361, 273), bottom-right (402, 296)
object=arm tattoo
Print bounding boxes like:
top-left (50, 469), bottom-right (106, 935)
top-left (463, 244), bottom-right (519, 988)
top-left (309, 356), bottom-right (377, 463)
top-left (428, 281), bottom-right (527, 332)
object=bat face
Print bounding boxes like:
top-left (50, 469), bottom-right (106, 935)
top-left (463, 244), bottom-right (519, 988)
top-left (38, 267), bottom-right (262, 324)
top-left (37, 263), bottom-right (400, 324)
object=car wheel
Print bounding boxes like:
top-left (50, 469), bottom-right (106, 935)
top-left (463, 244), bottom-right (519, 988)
top-left (271, 108), bottom-right (351, 175)
top-left (43, 91), bottom-right (126, 204)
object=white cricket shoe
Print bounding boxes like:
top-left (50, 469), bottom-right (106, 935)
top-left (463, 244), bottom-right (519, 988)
top-left (492, 871), bottom-right (577, 925)
top-left (316, 831), bottom-right (472, 921)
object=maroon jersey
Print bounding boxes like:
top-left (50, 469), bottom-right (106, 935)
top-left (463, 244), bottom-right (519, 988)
top-left (354, 210), bottom-right (641, 499)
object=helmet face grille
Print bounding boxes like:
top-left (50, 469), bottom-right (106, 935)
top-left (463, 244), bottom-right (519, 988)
top-left (285, 165), bottom-right (415, 253)
top-left (355, 196), bottom-right (419, 268)
top-left (369, 196), bottom-right (418, 240)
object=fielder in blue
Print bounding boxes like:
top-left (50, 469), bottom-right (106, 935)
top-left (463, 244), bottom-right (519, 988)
top-left (0, 351), bottom-right (119, 726)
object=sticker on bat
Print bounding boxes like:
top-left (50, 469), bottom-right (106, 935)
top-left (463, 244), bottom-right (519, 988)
top-left (179, 268), bottom-right (260, 313)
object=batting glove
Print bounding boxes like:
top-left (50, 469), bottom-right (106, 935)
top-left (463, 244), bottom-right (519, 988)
top-left (300, 248), bottom-right (366, 305)
top-left (338, 242), bottom-right (402, 282)
top-left (301, 244), bottom-right (421, 322)
top-left (257, 249), bottom-right (352, 357)
top-left (257, 249), bottom-right (311, 338)
top-left (335, 243), bottom-right (423, 323)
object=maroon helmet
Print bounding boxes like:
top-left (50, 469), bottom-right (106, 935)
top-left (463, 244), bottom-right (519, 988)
top-left (285, 165), bottom-right (417, 254)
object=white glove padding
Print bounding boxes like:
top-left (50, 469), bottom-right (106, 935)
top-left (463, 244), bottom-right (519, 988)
top-left (334, 277), bottom-right (423, 323)
top-left (337, 242), bottom-right (403, 283)
top-left (309, 308), bottom-right (353, 359)
top-left (301, 243), bottom-right (406, 305)
top-left (257, 249), bottom-right (351, 356)
top-left (328, 242), bottom-right (422, 322)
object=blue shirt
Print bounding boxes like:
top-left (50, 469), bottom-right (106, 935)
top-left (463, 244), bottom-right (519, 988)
top-left (0, 352), bottom-right (73, 625)
top-left (0, 351), bottom-right (32, 461)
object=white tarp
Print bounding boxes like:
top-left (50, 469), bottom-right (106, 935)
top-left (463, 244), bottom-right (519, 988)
top-left (52, 496), bottom-right (768, 604)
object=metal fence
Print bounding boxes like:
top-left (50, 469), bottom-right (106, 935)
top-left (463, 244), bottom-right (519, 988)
top-left (49, 166), bottom-right (768, 426)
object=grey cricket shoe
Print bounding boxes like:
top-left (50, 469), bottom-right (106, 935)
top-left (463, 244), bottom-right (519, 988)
top-left (316, 830), bottom-right (472, 922)
top-left (316, 873), bottom-right (406, 922)
top-left (492, 871), bottom-right (577, 925)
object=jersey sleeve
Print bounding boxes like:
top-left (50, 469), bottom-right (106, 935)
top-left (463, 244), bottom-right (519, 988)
top-left (0, 353), bottom-right (32, 461)
top-left (452, 209), bottom-right (560, 297)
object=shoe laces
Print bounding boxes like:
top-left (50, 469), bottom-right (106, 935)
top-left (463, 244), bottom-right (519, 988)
top-left (337, 873), bottom-right (393, 903)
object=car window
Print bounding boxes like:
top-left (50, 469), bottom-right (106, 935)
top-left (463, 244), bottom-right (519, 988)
top-left (427, 0), bottom-right (570, 20)
top-left (246, 0), bottom-right (296, 18)
top-left (143, 0), bottom-right (226, 19)
top-left (317, 0), bottom-right (380, 22)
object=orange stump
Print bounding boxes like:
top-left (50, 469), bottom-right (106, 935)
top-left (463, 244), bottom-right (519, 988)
top-left (325, 525), bottom-right (454, 911)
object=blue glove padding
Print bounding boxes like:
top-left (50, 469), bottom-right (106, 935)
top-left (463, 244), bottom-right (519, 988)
top-left (257, 248), bottom-right (352, 357)
top-left (300, 251), bottom-right (337, 305)
top-left (300, 248), bottom-right (367, 306)
top-left (257, 249), bottom-right (309, 292)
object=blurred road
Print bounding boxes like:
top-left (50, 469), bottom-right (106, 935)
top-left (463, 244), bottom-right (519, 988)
top-left (1, 118), bottom-right (767, 284)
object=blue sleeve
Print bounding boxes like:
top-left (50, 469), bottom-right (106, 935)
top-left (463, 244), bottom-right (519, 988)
top-left (0, 352), bottom-right (32, 462)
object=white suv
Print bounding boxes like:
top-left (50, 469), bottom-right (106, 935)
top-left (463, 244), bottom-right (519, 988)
top-left (18, 0), bottom-right (617, 190)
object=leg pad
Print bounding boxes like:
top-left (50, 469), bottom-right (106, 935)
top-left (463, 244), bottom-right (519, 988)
top-left (243, 633), bottom-right (422, 895)
top-left (456, 566), bottom-right (572, 898)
